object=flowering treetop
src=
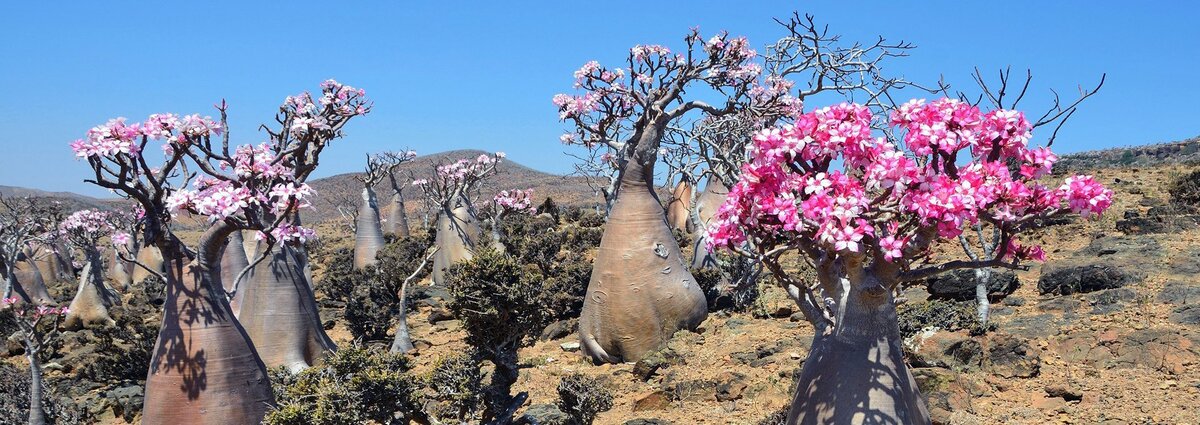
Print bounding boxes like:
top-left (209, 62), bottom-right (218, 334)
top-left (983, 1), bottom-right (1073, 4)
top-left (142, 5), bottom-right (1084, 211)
top-left (72, 80), bottom-right (370, 249)
top-left (358, 150), bottom-right (419, 189)
top-left (554, 28), bottom-right (804, 197)
top-left (707, 99), bottom-right (1112, 295)
top-left (57, 209), bottom-right (118, 251)
top-left (412, 152), bottom-right (504, 212)
top-left (492, 189), bottom-right (537, 216)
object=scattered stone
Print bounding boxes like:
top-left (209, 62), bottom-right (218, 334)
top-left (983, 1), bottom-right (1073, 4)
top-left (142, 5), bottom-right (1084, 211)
top-left (540, 318), bottom-right (578, 340)
top-left (560, 341), bottom-right (581, 352)
top-left (624, 419), bottom-right (674, 425)
top-left (519, 404), bottom-right (572, 425)
top-left (908, 331), bottom-right (984, 372)
top-left (1001, 314), bottom-right (1060, 339)
top-left (1038, 264), bottom-right (1137, 295)
top-left (1050, 328), bottom-right (1197, 375)
top-left (769, 305), bottom-right (794, 319)
top-left (1168, 248), bottom-right (1200, 275)
top-left (412, 340), bottom-right (432, 351)
top-left (427, 307), bottom-right (454, 324)
top-left (1002, 296), bottom-right (1025, 307)
top-left (912, 367), bottom-right (982, 424)
top-left (1170, 304), bottom-right (1200, 325)
top-left (633, 348), bottom-right (682, 381)
top-left (925, 269), bottom-right (1019, 301)
top-left (104, 385), bottom-right (144, 422)
top-left (985, 334), bottom-right (1040, 378)
top-left (725, 318), bottom-right (749, 329)
top-left (632, 390), bottom-right (671, 412)
top-left (1045, 385), bottom-right (1084, 402)
top-left (1037, 297), bottom-right (1079, 312)
top-left (1159, 281), bottom-right (1200, 305)
top-left (715, 371), bottom-right (747, 402)
top-left (1086, 287), bottom-right (1138, 314)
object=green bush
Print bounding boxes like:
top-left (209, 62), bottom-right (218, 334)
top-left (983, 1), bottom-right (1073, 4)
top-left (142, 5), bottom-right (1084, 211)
top-left (265, 345), bottom-right (422, 425)
top-left (0, 362), bottom-right (82, 424)
top-left (423, 352), bottom-right (485, 423)
top-left (556, 373), bottom-right (613, 425)
top-left (1168, 169), bottom-right (1200, 211)
top-left (343, 235), bottom-right (434, 342)
top-left (446, 249), bottom-right (553, 421)
top-left (314, 247), bottom-right (356, 304)
top-left (536, 197), bottom-right (560, 223)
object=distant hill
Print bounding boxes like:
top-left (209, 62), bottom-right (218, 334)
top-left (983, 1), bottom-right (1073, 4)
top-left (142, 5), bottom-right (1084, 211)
top-left (1056, 136), bottom-right (1200, 171)
top-left (0, 185), bottom-right (121, 212)
top-left (304, 149), bottom-right (601, 224)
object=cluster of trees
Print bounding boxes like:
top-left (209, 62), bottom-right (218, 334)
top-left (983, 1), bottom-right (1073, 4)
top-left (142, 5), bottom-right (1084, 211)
top-left (0, 11), bottom-right (1126, 425)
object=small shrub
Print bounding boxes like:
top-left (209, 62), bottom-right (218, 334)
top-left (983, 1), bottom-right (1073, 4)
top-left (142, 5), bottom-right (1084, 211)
top-left (265, 345), bottom-right (422, 425)
top-left (424, 352), bottom-right (485, 423)
top-left (1168, 168), bottom-right (1200, 212)
top-left (536, 197), bottom-right (560, 223)
top-left (344, 235), bottom-right (433, 342)
top-left (314, 248), bottom-right (356, 304)
top-left (0, 362), bottom-right (82, 424)
top-left (446, 250), bottom-right (552, 420)
top-left (556, 373), bottom-right (613, 425)
top-left (756, 406), bottom-right (789, 425)
top-left (76, 294), bottom-right (159, 383)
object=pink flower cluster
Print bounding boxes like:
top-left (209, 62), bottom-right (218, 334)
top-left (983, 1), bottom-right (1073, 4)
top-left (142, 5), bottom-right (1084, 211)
top-left (493, 189), bottom-right (536, 214)
top-left (285, 79), bottom-right (370, 135)
top-left (2, 297), bottom-right (69, 316)
top-left (707, 98), bottom-right (1114, 266)
top-left (59, 209), bottom-right (113, 241)
top-left (111, 232), bottom-right (131, 247)
top-left (422, 153), bottom-right (502, 187)
top-left (256, 223), bottom-right (317, 245)
top-left (71, 114), bottom-right (225, 159)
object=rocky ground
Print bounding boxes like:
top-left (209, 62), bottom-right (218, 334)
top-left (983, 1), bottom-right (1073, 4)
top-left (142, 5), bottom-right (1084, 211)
top-left (6, 164), bottom-right (1199, 424)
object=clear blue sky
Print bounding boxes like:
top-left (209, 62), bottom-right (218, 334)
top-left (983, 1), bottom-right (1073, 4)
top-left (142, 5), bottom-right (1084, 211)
top-left (1, 1), bottom-right (1196, 197)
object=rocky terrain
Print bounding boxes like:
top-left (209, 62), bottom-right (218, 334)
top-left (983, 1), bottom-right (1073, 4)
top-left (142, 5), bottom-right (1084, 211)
top-left (3, 154), bottom-right (1199, 424)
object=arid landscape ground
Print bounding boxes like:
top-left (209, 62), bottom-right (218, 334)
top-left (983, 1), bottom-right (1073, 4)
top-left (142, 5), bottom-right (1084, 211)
top-left (3, 141), bottom-right (1199, 424)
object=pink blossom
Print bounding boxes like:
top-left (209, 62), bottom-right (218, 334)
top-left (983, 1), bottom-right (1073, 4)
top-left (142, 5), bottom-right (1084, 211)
top-left (1059, 175), bottom-right (1112, 218)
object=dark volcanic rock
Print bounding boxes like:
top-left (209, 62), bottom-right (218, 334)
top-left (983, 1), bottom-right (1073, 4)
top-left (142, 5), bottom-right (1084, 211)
top-left (985, 334), bottom-right (1041, 378)
top-left (1170, 304), bottom-right (1200, 325)
top-left (540, 318), bottom-right (578, 340)
top-left (1086, 288), bottom-right (1138, 314)
top-left (1159, 281), bottom-right (1200, 305)
top-left (1038, 264), bottom-right (1137, 295)
top-left (925, 269), bottom-right (1019, 301)
top-left (518, 404), bottom-right (571, 425)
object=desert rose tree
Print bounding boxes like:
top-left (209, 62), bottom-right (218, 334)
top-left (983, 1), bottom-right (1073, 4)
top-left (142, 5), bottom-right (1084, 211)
top-left (71, 80), bottom-right (368, 423)
top-left (1, 298), bottom-right (69, 425)
top-left (383, 150), bottom-right (419, 238)
top-left (353, 150), bottom-right (417, 269)
top-left (412, 153), bottom-right (502, 285)
top-left (57, 209), bottom-right (123, 329)
top-left (554, 29), bottom-right (803, 363)
top-left (707, 99), bottom-right (1112, 423)
top-left (0, 196), bottom-right (57, 305)
top-left (234, 83), bottom-right (372, 372)
top-left (488, 188), bottom-right (537, 252)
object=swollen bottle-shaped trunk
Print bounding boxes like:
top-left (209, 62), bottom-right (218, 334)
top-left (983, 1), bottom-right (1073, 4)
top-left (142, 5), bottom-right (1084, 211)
top-left (431, 206), bottom-right (481, 286)
top-left (52, 240), bottom-right (75, 281)
top-left (665, 178), bottom-right (693, 233)
top-left (142, 227), bottom-right (274, 424)
top-left (389, 278), bottom-right (415, 354)
top-left (131, 244), bottom-right (165, 285)
top-left (63, 250), bottom-right (120, 329)
top-left (578, 163), bottom-right (708, 363)
top-left (354, 187), bottom-right (387, 269)
top-left (219, 230), bottom-right (251, 314)
top-left (14, 252), bottom-right (54, 305)
top-left (690, 180), bottom-right (728, 270)
top-left (108, 241), bottom-right (135, 292)
top-left (237, 243), bottom-right (336, 372)
top-left (384, 192), bottom-right (410, 238)
top-left (786, 277), bottom-right (930, 425)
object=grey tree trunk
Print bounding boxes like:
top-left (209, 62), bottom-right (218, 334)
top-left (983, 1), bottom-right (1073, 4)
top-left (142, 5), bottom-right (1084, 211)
top-left (975, 268), bottom-right (992, 324)
top-left (786, 271), bottom-right (930, 425)
top-left (108, 240), bottom-right (135, 292)
top-left (354, 187), bottom-right (387, 269)
top-left (431, 207), bottom-right (481, 286)
top-left (63, 249), bottom-right (120, 329)
top-left (237, 243), bottom-right (337, 372)
top-left (389, 279), bottom-right (414, 354)
top-left (27, 336), bottom-right (46, 425)
top-left (219, 230), bottom-right (251, 315)
top-left (384, 192), bottom-right (410, 238)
